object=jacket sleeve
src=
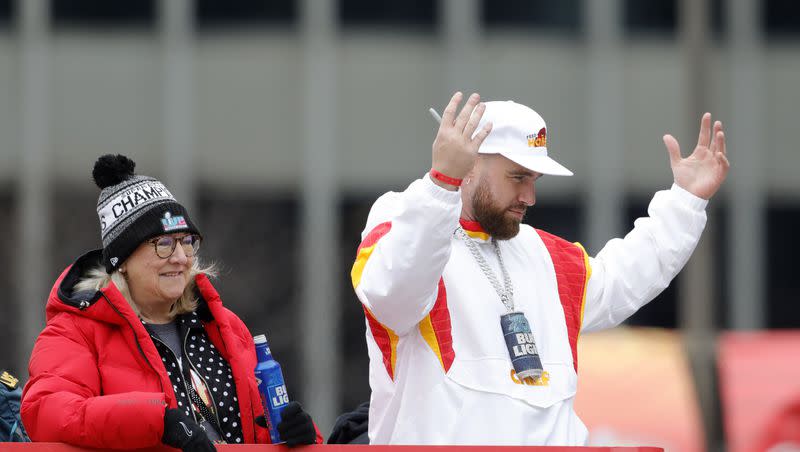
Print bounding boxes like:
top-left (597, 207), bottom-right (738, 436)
top-left (21, 314), bottom-right (167, 449)
top-left (581, 184), bottom-right (708, 332)
top-left (351, 174), bottom-right (462, 335)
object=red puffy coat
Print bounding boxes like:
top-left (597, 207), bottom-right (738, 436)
top-left (22, 250), bottom-right (280, 448)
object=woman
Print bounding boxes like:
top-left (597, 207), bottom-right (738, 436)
top-left (21, 155), bottom-right (320, 451)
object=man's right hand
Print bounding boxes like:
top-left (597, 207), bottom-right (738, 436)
top-left (162, 408), bottom-right (216, 452)
top-left (431, 92), bottom-right (493, 190)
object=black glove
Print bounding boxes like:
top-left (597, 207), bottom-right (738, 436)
top-left (162, 408), bottom-right (216, 452)
top-left (255, 402), bottom-right (317, 447)
top-left (278, 401), bottom-right (317, 447)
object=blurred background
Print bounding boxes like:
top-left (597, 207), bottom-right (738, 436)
top-left (0, 0), bottom-right (798, 450)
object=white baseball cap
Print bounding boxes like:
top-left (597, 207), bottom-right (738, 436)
top-left (474, 100), bottom-right (573, 176)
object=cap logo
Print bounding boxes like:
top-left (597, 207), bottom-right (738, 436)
top-left (527, 127), bottom-right (547, 148)
top-left (110, 257), bottom-right (119, 267)
top-left (161, 211), bottom-right (187, 232)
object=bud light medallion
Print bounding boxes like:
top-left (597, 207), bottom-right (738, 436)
top-left (500, 311), bottom-right (544, 380)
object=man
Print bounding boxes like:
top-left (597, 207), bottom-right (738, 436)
top-left (350, 92), bottom-right (729, 445)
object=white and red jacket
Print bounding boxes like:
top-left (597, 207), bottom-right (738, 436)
top-left (351, 174), bottom-right (708, 445)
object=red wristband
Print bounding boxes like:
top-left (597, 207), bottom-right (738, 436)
top-left (430, 169), bottom-right (463, 187)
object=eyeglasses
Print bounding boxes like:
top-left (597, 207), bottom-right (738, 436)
top-left (148, 234), bottom-right (201, 259)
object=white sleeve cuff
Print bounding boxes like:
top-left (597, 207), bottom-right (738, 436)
top-left (423, 172), bottom-right (463, 204)
top-left (670, 183), bottom-right (709, 211)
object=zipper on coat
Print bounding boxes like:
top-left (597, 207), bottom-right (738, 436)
top-left (182, 329), bottom-right (223, 430)
top-left (151, 334), bottom-right (202, 426)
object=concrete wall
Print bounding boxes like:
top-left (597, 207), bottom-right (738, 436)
top-left (0, 30), bottom-right (796, 200)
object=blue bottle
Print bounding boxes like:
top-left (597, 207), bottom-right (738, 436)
top-left (254, 334), bottom-right (290, 444)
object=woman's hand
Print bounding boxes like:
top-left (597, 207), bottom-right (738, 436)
top-left (162, 408), bottom-right (216, 452)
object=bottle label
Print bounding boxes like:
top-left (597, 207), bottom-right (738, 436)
top-left (268, 384), bottom-right (289, 409)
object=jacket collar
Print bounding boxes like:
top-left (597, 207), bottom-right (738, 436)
top-left (459, 218), bottom-right (491, 241)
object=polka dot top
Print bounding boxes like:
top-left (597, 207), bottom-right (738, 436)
top-left (144, 311), bottom-right (244, 444)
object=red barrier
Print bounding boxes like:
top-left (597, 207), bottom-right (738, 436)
top-left (0, 444), bottom-right (664, 451)
top-left (718, 331), bottom-right (800, 452)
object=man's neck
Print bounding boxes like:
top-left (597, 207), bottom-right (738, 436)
top-left (459, 200), bottom-right (477, 223)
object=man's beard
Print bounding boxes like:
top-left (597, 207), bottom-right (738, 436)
top-left (471, 180), bottom-right (526, 240)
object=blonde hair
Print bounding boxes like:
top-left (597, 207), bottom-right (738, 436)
top-left (74, 258), bottom-right (217, 319)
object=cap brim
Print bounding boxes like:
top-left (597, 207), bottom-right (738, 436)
top-left (501, 152), bottom-right (573, 176)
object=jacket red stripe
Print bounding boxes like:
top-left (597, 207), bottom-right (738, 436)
top-left (536, 230), bottom-right (589, 373)
top-left (428, 279), bottom-right (455, 372)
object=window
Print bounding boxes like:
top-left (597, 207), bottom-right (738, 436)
top-left (711, 0), bottom-right (726, 40)
top-left (339, 196), bottom-right (375, 411)
top-left (51, 0), bottom-right (155, 28)
top-left (482, 0), bottom-right (582, 33)
top-left (0, 0), bottom-right (12, 28)
top-left (767, 204), bottom-right (800, 327)
top-left (0, 190), bottom-right (17, 372)
top-left (339, 0), bottom-right (438, 30)
top-left (195, 0), bottom-right (296, 29)
top-left (523, 201), bottom-right (582, 242)
top-left (765, 0), bottom-right (800, 39)
top-left (624, 0), bottom-right (676, 36)
top-left (197, 192), bottom-right (307, 399)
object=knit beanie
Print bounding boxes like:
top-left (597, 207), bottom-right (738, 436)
top-left (93, 154), bottom-right (201, 273)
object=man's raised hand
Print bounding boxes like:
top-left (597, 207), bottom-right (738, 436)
top-left (663, 112), bottom-right (730, 200)
top-left (431, 92), bottom-right (493, 189)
